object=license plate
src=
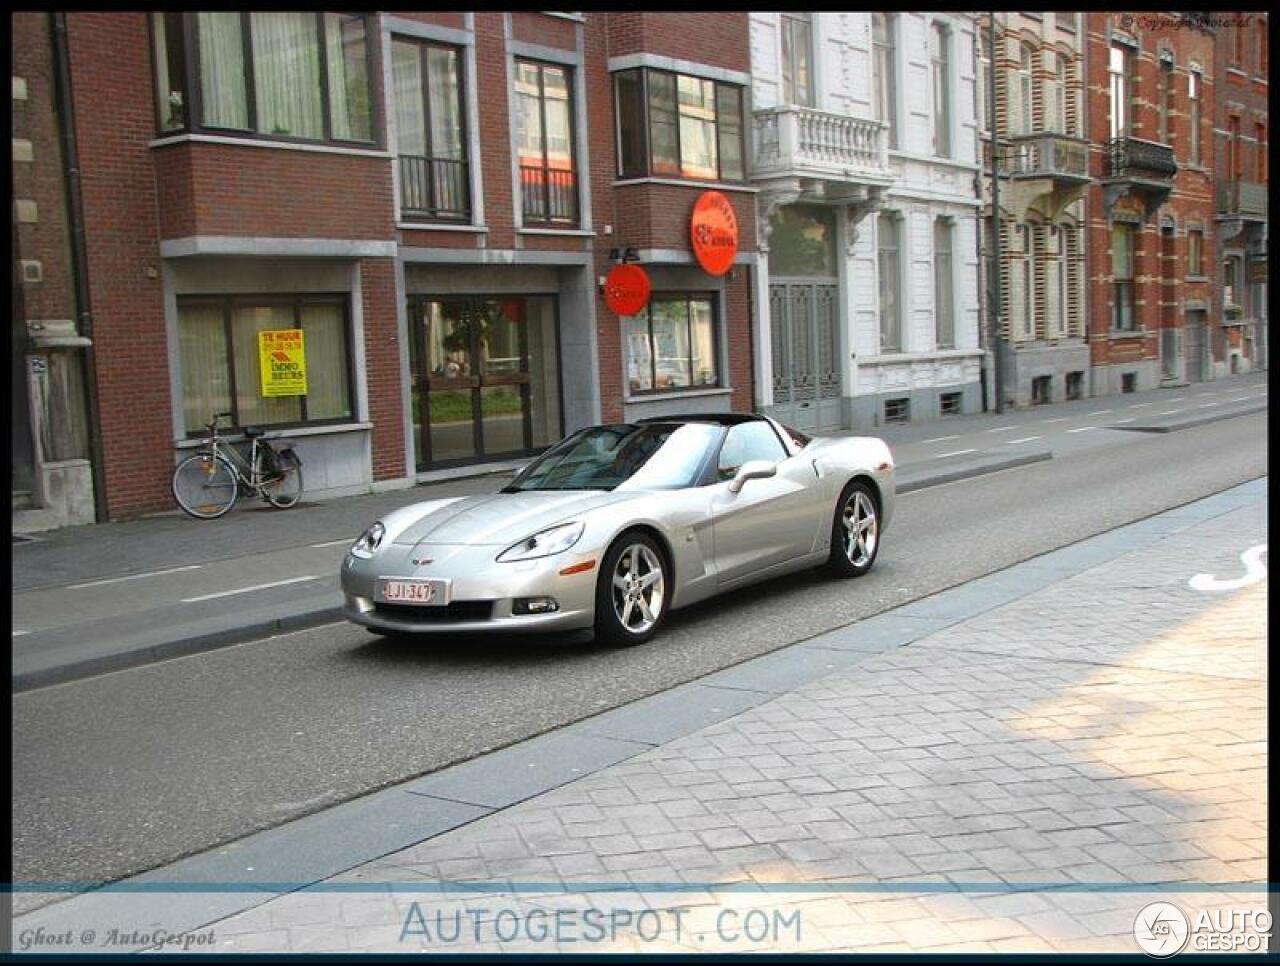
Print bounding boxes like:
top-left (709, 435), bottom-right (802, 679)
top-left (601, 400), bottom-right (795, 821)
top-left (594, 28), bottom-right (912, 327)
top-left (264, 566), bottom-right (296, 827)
top-left (376, 578), bottom-right (452, 606)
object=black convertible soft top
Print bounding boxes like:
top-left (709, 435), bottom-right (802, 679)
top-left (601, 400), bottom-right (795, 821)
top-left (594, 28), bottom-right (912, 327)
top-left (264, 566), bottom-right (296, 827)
top-left (635, 412), bottom-right (767, 427)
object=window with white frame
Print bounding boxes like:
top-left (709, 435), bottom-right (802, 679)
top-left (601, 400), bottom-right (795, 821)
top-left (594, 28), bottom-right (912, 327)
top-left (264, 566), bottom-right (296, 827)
top-left (1188, 69), bottom-right (1201, 165)
top-left (623, 294), bottom-right (719, 394)
top-left (877, 213), bottom-right (901, 352)
top-left (1109, 43), bottom-right (1131, 140)
top-left (934, 218), bottom-right (954, 349)
top-left (1111, 222), bottom-right (1137, 331)
top-left (930, 22), bottom-right (951, 158)
top-left (1016, 42), bottom-right (1034, 136)
top-left (1045, 225), bottom-right (1065, 339)
top-left (872, 13), bottom-right (898, 149)
top-left (1049, 52), bottom-right (1067, 134)
top-left (1013, 224), bottom-right (1033, 340)
top-left (781, 13), bottom-right (814, 107)
top-left (1156, 54), bottom-right (1173, 147)
top-left (515, 59), bottom-right (579, 226)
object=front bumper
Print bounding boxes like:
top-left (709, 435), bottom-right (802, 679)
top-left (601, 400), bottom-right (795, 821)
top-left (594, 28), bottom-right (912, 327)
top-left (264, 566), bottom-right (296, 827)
top-left (341, 540), bottom-right (600, 634)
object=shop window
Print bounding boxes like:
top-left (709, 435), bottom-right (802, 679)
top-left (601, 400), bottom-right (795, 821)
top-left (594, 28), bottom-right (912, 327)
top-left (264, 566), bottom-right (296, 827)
top-left (152, 12), bottom-right (373, 144)
top-left (884, 397), bottom-right (910, 423)
top-left (515, 60), bottom-right (579, 226)
top-left (940, 391), bottom-right (961, 415)
top-left (392, 39), bottom-right (469, 221)
top-left (614, 68), bottom-right (744, 182)
top-left (624, 294), bottom-right (719, 394)
top-left (177, 295), bottom-right (353, 435)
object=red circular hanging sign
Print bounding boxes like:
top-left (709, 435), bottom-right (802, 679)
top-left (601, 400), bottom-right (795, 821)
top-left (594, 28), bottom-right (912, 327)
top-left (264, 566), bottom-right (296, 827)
top-left (602, 263), bottom-right (651, 316)
top-left (690, 190), bottom-right (739, 277)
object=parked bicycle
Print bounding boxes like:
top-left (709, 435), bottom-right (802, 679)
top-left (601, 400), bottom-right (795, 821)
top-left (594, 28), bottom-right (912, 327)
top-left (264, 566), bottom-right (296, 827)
top-left (172, 412), bottom-right (303, 519)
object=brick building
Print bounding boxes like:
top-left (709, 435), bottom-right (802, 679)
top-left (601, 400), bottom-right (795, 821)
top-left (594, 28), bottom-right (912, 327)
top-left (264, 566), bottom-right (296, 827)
top-left (978, 13), bottom-right (1090, 407)
top-left (1083, 13), bottom-right (1218, 393)
top-left (1213, 12), bottom-right (1268, 373)
top-left (12, 11), bottom-right (757, 521)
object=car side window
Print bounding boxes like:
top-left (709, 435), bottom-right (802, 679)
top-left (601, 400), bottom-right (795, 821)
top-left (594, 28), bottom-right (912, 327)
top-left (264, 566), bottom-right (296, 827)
top-left (717, 422), bottom-right (788, 481)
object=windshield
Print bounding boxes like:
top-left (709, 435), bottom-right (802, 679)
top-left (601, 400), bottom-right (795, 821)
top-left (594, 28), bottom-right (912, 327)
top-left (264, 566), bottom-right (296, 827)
top-left (503, 423), bottom-right (721, 492)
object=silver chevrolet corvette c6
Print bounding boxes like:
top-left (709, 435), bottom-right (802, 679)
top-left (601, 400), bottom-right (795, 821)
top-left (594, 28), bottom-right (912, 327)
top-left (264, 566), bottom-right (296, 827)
top-left (341, 413), bottom-right (895, 647)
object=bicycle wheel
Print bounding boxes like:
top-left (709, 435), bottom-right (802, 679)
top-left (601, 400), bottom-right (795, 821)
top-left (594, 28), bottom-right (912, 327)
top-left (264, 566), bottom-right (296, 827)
top-left (173, 452), bottom-right (238, 519)
top-left (262, 450), bottom-right (303, 509)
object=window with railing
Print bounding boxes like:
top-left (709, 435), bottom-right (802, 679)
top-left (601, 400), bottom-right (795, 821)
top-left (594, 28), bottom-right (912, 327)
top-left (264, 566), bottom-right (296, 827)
top-left (151, 12), bottom-right (374, 146)
top-left (614, 68), bottom-right (744, 182)
top-left (392, 38), bottom-right (469, 221)
top-left (515, 59), bottom-right (579, 226)
top-left (1111, 222), bottom-right (1136, 331)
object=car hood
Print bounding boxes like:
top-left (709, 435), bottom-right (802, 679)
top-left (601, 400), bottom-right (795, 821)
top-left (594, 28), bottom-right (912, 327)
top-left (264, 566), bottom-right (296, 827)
top-left (392, 490), bottom-right (639, 547)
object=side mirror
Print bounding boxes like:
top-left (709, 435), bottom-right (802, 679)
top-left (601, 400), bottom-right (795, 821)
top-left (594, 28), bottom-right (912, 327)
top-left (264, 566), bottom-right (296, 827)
top-left (728, 460), bottom-right (777, 494)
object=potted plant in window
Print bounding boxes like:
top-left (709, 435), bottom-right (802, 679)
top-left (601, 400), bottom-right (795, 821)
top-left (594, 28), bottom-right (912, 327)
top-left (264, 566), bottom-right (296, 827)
top-left (167, 91), bottom-right (185, 129)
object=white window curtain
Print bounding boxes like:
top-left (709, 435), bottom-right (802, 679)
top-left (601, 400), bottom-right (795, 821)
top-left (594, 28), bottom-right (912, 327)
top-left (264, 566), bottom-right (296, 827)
top-left (300, 302), bottom-right (352, 420)
top-left (198, 12), bottom-right (249, 129)
top-left (427, 46), bottom-right (463, 161)
top-left (325, 14), bottom-right (370, 141)
top-left (178, 304), bottom-right (232, 431)
top-left (252, 12), bottom-right (323, 139)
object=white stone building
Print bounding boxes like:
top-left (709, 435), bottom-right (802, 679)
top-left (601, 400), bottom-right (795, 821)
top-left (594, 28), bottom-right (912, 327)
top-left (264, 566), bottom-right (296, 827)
top-left (749, 12), bottom-right (984, 431)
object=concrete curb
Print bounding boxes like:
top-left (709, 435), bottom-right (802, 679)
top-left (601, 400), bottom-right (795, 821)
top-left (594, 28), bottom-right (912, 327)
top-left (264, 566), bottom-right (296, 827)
top-left (1107, 400), bottom-right (1267, 434)
top-left (12, 453), bottom-right (1054, 693)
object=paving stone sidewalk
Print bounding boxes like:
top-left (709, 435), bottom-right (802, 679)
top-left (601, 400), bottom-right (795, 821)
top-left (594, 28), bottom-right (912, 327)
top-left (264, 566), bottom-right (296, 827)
top-left (27, 492), bottom-right (1270, 955)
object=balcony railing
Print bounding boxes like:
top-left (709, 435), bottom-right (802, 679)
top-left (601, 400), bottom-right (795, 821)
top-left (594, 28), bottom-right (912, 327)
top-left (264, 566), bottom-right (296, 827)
top-left (1004, 133), bottom-right (1091, 182)
top-left (520, 163), bottom-right (578, 226)
top-left (399, 155), bottom-right (470, 221)
top-left (1217, 180), bottom-right (1268, 218)
top-left (1104, 136), bottom-right (1177, 180)
top-left (753, 106), bottom-right (890, 182)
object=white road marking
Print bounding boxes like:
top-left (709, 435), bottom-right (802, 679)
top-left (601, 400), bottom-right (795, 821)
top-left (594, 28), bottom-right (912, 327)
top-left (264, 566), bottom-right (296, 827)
top-left (1005, 436), bottom-right (1041, 445)
top-left (987, 426), bottom-right (1017, 433)
top-left (309, 537), bottom-right (357, 549)
top-left (1110, 417), bottom-right (1135, 424)
top-left (1167, 396), bottom-right (1185, 401)
top-left (68, 565), bottom-right (204, 589)
top-left (934, 448), bottom-right (977, 459)
top-left (13, 630), bottom-right (30, 637)
top-left (181, 575), bottom-right (322, 604)
top-left (1067, 426), bottom-right (1097, 433)
top-left (1158, 408), bottom-right (1183, 415)
top-left (1197, 402), bottom-right (1217, 408)
top-left (920, 435), bottom-right (960, 444)
top-left (1039, 417), bottom-right (1068, 423)
top-left (1189, 544), bottom-right (1268, 592)
top-left (1228, 397), bottom-right (1249, 403)
top-left (1200, 392), bottom-right (1217, 397)
top-left (1130, 403), bottom-right (1152, 408)
top-left (1088, 409), bottom-right (1113, 415)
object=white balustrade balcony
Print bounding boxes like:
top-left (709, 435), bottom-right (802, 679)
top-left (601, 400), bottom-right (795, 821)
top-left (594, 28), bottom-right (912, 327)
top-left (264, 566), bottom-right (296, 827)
top-left (752, 106), bottom-right (891, 186)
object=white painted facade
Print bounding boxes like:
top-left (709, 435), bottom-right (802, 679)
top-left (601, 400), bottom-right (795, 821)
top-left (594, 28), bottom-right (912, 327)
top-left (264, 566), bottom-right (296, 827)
top-left (750, 12), bottom-right (984, 429)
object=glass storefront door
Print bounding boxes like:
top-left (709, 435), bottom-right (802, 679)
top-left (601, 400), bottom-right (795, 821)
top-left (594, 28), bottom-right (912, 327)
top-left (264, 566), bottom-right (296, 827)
top-left (408, 295), bottom-right (562, 470)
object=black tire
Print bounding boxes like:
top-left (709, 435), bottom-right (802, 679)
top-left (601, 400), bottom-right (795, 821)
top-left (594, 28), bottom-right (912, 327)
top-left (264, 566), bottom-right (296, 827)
top-left (263, 450), bottom-right (304, 508)
top-left (594, 531), bottom-right (669, 647)
top-left (172, 453), bottom-right (238, 519)
top-left (825, 479), bottom-right (880, 578)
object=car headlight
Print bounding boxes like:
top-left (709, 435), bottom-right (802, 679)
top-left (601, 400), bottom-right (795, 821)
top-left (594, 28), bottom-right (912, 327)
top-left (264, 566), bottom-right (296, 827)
top-left (497, 521), bottom-right (585, 562)
top-left (349, 522), bottom-right (385, 559)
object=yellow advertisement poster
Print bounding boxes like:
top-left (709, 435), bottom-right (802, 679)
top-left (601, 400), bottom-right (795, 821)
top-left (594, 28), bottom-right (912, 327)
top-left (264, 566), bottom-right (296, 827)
top-left (257, 329), bottom-right (308, 397)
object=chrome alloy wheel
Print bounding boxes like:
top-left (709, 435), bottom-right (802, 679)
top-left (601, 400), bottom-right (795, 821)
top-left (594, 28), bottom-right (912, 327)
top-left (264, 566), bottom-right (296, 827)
top-left (610, 543), bottom-right (665, 634)
top-left (842, 490), bottom-right (878, 568)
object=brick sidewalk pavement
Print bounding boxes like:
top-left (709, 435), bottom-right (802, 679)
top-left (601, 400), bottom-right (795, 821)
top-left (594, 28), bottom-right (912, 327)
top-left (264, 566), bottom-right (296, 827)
top-left (18, 491), bottom-right (1268, 955)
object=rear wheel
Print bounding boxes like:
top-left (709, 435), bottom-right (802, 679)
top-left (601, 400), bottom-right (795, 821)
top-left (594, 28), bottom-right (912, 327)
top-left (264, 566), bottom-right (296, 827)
top-left (262, 450), bottom-right (303, 508)
top-left (825, 479), bottom-right (880, 578)
top-left (173, 453), bottom-right (238, 519)
top-left (595, 531), bottom-right (668, 647)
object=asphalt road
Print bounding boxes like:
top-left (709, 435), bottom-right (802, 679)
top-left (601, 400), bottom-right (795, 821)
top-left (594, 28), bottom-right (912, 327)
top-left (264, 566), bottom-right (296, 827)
top-left (11, 409), bottom-right (1268, 888)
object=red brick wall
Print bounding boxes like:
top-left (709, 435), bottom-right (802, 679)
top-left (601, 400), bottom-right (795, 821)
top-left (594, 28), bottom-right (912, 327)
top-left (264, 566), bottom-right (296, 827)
top-left (394, 11), bottom-right (466, 31)
top-left (606, 13), bottom-right (750, 74)
top-left (511, 12), bottom-right (576, 51)
top-left (474, 13), bottom-right (516, 251)
top-left (11, 12), bottom-right (76, 324)
top-left (154, 143), bottom-right (395, 241)
top-left (360, 259), bottom-right (405, 480)
top-left (67, 12), bottom-right (173, 518)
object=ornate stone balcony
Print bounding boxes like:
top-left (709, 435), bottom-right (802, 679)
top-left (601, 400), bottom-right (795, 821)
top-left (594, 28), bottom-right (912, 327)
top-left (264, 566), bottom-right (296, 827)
top-left (752, 106), bottom-right (892, 187)
top-left (1006, 133), bottom-right (1091, 184)
top-left (1217, 180), bottom-right (1268, 220)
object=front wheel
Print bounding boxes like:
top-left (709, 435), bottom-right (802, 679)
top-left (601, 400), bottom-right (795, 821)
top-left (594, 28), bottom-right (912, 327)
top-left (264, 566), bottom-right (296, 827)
top-left (594, 532), bottom-right (668, 647)
top-left (825, 480), bottom-right (880, 578)
top-left (262, 450), bottom-right (303, 508)
top-left (173, 453), bottom-right (238, 519)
